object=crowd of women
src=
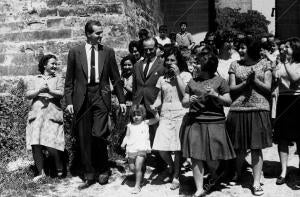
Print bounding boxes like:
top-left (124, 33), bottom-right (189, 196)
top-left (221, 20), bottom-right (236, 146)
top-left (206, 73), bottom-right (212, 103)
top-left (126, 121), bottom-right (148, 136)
top-left (24, 23), bottom-right (300, 196)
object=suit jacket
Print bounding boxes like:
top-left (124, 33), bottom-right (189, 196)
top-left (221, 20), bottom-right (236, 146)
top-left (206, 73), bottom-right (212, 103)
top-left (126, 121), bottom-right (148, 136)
top-left (64, 44), bottom-right (125, 114)
top-left (132, 57), bottom-right (166, 114)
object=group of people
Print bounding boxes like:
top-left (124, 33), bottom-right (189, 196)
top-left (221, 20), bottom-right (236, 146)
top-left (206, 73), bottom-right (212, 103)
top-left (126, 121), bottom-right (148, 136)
top-left (24, 20), bottom-right (300, 196)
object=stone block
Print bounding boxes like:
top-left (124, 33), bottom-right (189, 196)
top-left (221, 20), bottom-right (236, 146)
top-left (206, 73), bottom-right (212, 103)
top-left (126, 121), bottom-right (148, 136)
top-left (46, 0), bottom-right (84, 8)
top-left (86, 5), bottom-right (106, 14)
top-left (0, 64), bottom-right (38, 76)
top-left (46, 18), bottom-right (65, 28)
top-left (106, 3), bottom-right (123, 14)
top-left (10, 53), bottom-right (39, 67)
top-left (0, 29), bottom-right (72, 42)
top-left (45, 40), bottom-right (85, 54)
top-left (0, 21), bottom-right (26, 34)
top-left (27, 21), bottom-right (46, 30)
top-left (0, 44), bottom-right (7, 53)
top-left (0, 54), bottom-right (5, 63)
top-left (39, 8), bottom-right (58, 17)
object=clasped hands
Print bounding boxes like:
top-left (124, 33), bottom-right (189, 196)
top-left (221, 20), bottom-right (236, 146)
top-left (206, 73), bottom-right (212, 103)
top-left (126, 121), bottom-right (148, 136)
top-left (189, 87), bottom-right (219, 103)
top-left (245, 68), bottom-right (259, 86)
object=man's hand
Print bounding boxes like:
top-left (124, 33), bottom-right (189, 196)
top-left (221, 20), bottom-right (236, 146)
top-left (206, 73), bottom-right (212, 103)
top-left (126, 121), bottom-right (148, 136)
top-left (120, 103), bottom-right (126, 115)
top-left (66, 104), bottom-right (74, 114)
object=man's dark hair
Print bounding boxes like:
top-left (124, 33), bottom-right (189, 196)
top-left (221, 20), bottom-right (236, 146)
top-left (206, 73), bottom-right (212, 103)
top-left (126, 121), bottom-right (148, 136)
top-left (169, 32), bottom-right (176, 41)
top-left (142, 37), bottom-right (158, 48)
top-left (38, 54), bottom-right (57, 74)
top-left (138, 29), bottom-right (149, 40)
top-left (85, 20), bottom-right (101, 36)
top-left (159, 25), bottom-right (168, 32)
top-left (179, 21), bottom-right (187, 26)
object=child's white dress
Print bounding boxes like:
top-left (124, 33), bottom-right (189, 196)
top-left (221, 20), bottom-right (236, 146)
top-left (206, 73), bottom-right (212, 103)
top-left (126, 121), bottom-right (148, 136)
top-left (123, 121), bottom-right (151, 156)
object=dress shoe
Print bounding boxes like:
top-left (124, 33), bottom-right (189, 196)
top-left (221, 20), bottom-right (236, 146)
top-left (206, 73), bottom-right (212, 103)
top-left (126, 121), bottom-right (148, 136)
top-left (78, 180), bottom-right (95, 190)
top-left (292, 183), bottom-right (300, 190)
top-left (98, 172), bottom-right (110, 185)
top-left (275, 176), bottom-right (286, 185)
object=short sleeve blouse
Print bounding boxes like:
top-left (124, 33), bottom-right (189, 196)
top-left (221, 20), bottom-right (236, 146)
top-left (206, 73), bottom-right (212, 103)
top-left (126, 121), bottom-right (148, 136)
top-left (228, 59), bottom-right (272, 111)
top-left (185, 75), bottom-right (229, 122)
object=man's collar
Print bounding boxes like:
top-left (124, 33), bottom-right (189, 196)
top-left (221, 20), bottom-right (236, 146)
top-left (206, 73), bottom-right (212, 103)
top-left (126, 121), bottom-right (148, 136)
top-left (144, 56), bottom-right (157, 64)
top-left (85, 42), bottom-right (99, 50)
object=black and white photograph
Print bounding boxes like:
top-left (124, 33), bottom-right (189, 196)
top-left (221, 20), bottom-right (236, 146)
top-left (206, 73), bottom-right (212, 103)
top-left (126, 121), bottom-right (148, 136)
top-left (1, 0), bottom-right (300, 196)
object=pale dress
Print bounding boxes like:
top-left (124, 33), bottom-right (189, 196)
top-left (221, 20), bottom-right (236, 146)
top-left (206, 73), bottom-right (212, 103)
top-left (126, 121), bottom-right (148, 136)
top-left (152, 72), bottom-right (192, 151)
top-left (26, 75), bottom-right (65, 151)
top-left (123, 121), bottom-right (151, 155)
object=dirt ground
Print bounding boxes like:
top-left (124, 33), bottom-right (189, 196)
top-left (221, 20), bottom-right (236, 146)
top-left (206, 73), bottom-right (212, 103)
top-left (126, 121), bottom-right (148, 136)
top-left (30, 144), bottom-right (300, 197)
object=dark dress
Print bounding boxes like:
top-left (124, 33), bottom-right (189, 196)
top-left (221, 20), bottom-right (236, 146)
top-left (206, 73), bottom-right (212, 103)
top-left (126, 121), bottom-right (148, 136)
top-left (273, 62), bottom-right (300, 142)
top-left (181, 75), bottom-right (236, 161)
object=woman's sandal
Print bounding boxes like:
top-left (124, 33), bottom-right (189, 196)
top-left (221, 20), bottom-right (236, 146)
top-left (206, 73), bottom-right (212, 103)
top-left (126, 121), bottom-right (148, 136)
top-left (252, 185), bottom-right (264, 196)
top-left (192, 189), bottom-right (206, 197)
top-left (170, 178), bottom-right (180, 190)
top-left (131, 186), bottom-right (141, 194)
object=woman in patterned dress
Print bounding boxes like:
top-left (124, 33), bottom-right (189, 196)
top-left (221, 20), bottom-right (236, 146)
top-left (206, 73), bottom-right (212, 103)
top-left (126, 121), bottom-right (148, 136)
top-left (226, 38), bottom-right (273, 196)
top-left (25, 54), bottom-right (65, 182)
top-left (150, 46), bottom-right (192, 190)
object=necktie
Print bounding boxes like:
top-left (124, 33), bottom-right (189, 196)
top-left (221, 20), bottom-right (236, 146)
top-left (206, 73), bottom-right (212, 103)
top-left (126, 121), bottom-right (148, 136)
top-left (143, 59), bottom-right (150, 78)
top-left (90, 45), bottom-right (95, 84)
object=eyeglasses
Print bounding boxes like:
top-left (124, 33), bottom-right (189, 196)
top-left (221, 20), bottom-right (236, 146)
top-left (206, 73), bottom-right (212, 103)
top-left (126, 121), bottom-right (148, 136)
top-left (95, 31), bottom-right (103, 36)
top-left (143, 47), bottom-right (155, 52)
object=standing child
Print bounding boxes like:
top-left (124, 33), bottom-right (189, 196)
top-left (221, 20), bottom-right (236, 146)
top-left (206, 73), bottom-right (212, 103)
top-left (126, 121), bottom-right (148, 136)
top-left (181, 50), bottom-right (236, 197)
top-left (121, 104), bottom-right (159, 194)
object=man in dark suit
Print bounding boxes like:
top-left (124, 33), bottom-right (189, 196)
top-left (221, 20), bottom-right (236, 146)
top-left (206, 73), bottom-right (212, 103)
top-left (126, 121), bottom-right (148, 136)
top-left (132, 37), bottom-right (166, 170)
top-left (64, 20), bottom-right (126, 189)
top-left (132, 37), bottom-right (165, 121)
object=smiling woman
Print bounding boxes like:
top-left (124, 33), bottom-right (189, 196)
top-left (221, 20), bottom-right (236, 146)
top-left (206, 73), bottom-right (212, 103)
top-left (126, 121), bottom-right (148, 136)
top-left (25, 54), bottom-right (65, 182)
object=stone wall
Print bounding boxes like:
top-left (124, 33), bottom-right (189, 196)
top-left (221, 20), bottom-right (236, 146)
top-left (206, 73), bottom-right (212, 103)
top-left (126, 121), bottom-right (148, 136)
top-left (0, 0), bottom-right (163, 93)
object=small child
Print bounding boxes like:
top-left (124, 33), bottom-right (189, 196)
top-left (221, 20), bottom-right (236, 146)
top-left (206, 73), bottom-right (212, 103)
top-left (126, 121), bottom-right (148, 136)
top-left (121, 104), bottom-right (159, 194)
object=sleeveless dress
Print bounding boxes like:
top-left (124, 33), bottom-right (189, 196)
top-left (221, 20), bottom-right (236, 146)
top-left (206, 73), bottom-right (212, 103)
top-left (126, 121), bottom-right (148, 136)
top-left (124, 121), bottom-right (151, 157)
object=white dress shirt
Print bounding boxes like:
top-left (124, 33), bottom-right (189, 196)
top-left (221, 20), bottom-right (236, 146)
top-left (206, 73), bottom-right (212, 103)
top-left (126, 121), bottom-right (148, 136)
top-left (85, 43), bottom-right (99, 83)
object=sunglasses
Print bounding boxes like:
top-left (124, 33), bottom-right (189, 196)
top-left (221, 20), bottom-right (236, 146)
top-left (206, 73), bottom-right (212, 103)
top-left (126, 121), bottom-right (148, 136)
top-left (143, 48), bottom-right (155, 52)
